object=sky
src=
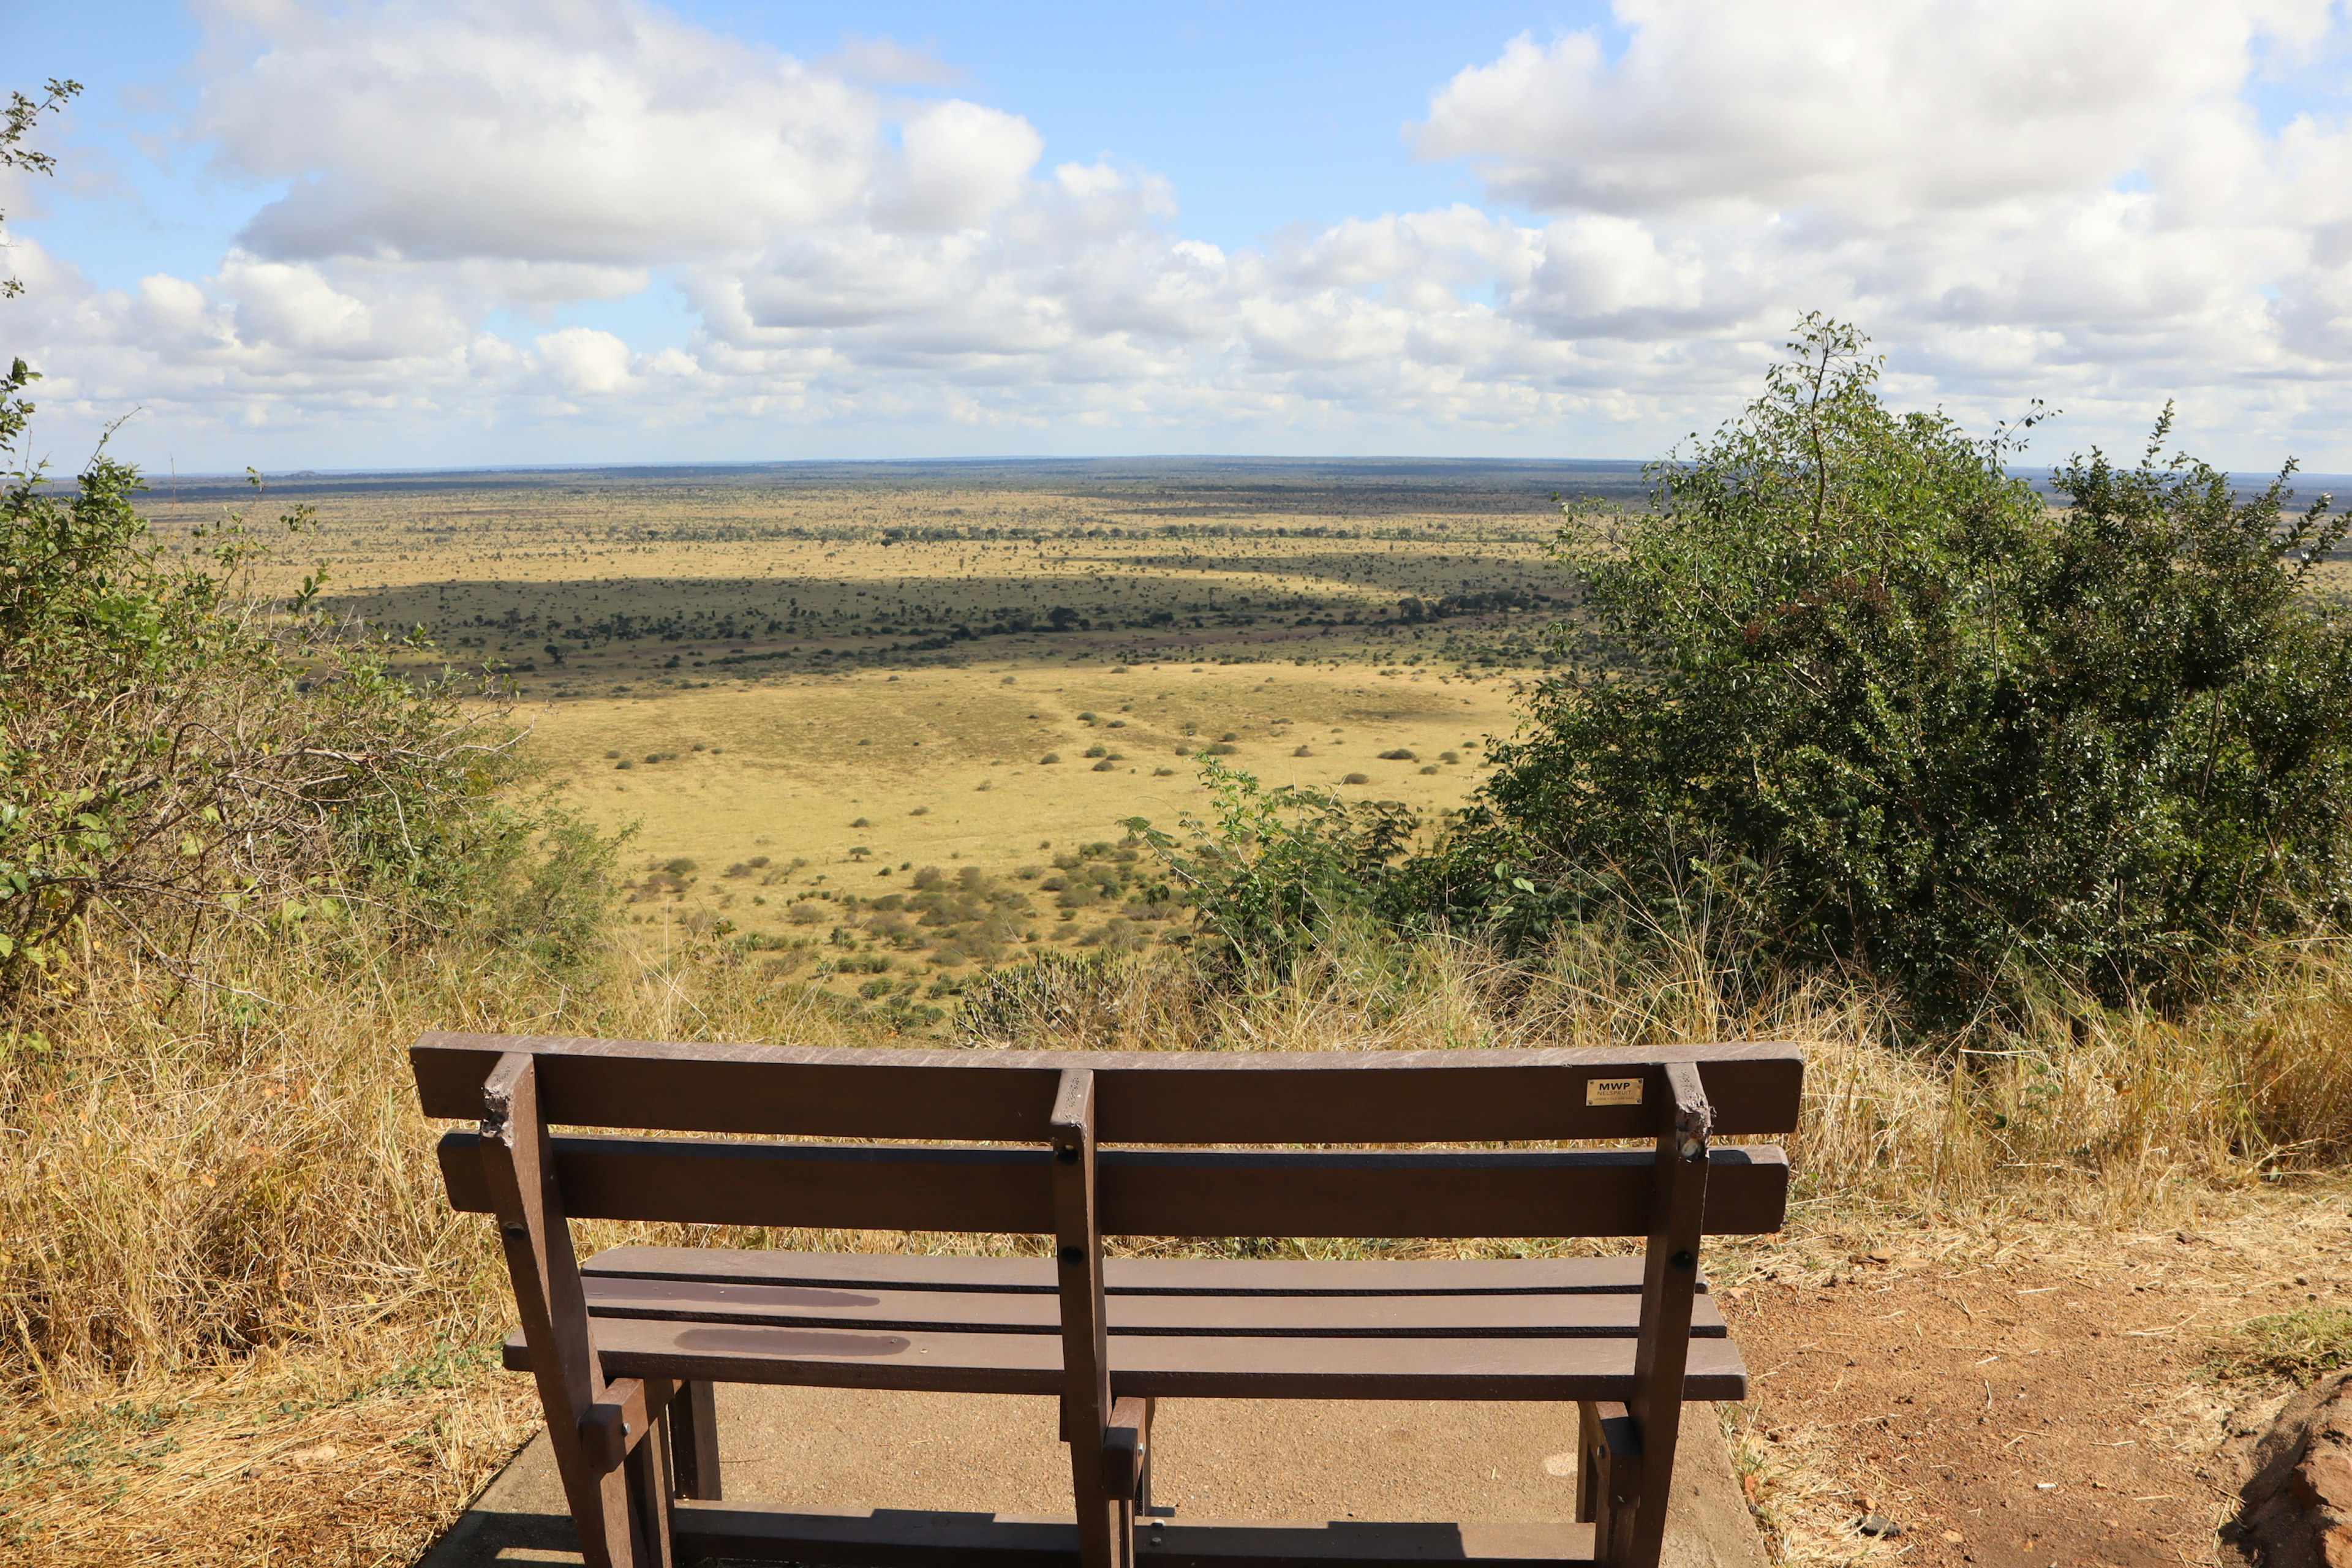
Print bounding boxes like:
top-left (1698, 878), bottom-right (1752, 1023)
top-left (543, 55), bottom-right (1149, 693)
top-left (4, 0), bottom-right (2352, 473)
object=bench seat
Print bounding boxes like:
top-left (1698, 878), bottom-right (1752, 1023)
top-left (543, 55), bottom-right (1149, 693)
top-left (498, 1248), bottom-right (1749, 1403)
top-left (668, 1501), bottom-right (1599, 1564)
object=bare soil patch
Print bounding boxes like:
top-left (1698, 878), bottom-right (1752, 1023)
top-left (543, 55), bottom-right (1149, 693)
top-left (1722, 1188), bottom-right (2352, 1564)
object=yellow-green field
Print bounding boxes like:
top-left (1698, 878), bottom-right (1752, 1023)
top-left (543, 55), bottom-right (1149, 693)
top-left (151, 458), bottom-right (1636, 1004)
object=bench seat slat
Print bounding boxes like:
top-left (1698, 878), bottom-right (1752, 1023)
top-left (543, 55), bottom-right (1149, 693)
top-left (584, 1246), bottom-right (1690, 1297)
top-left (434, 1133), bottom-right (1790, 1238)
top-left (504, 1318), bottom-right (1751, 1401)
top-left (577, 1274), bottom-right (1728, 1338)
top-left (671, 1500), bottom-right (1597, 1565)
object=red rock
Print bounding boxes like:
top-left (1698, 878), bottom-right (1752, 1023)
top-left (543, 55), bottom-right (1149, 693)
top-left (2297, 1450), bottom-right (2352, 1514)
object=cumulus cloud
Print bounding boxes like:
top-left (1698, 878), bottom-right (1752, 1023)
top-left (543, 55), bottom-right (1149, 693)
top-left (201, 0), bottom-right (880, 264)
top-left (1416, 2), bottom-right (2331, 219)
top-left (535, 326), bottom-right (633, 393)
top-left (10, 0), bottom-right (2352, 469)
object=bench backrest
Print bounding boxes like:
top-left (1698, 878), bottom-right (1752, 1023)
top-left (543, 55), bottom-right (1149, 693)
top-left (418, 1031), bottom-right (1803, 1568)
top-left (413, 1032), bottom-right (1803, 1242)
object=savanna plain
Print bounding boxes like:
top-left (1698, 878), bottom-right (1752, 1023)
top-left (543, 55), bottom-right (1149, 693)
top-left (7, 458), bottom-right (2350, 1568)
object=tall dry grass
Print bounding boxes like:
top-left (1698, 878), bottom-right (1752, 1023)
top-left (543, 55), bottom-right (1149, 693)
top-left (11, 915), bottom-right (2352, 1408)
top-left (7, 910), bottom-right (2352, 1561)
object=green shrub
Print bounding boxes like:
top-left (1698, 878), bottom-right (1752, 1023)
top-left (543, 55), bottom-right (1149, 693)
top-left (1419, 315), bottom-right (2352, 1019)
top-left (1126, 761), bottom-right (1414, 971)
top-left (0, 405), bottom-right (616, 987)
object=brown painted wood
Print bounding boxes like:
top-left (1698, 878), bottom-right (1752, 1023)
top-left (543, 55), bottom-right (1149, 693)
top-left (434, 1132), bottom-right (1790, 1238)
top-left (668, 1501), bottom-right (1597, 1565)
top-left (572, 1273), bottom-right (1731, 1338)
top-left (1051, 1068), bottom-right (1125, 1568)
top-left (1574, 1401), bottom-right (1638, 1532)
top-left (667, 1380), bottom-right (722, 1502)
top-left (626, 1376), bottom-right (676, 1568)
top-left (502, 1317), bottom-right (1752, 1402)
top-left (417, 1033), bottom-right (1801, 1564)
top-left (1616, 1064), bottom-right (1712, 1568)
top-left (475, 1051), bottom-right (640, 1568)
top-left (581, 1376), bottom-right (650, 1473)
top-left (412, 1033), bottom-right (1804, 1142)
top-left (582, 1247), bottom-right (1694, 1298)
top-left (1102, 1397), bottom-right (1150, 1499)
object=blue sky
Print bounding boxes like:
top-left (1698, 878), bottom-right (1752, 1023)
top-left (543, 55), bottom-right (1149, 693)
top-left (6, 1), bottom-right (2352, 472)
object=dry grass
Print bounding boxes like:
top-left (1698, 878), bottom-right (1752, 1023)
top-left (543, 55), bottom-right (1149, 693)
top-left (8, 911), bottom-right (2352, 1561)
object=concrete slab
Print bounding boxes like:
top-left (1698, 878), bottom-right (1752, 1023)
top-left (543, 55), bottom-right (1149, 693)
top-left (417, 1386), bottom-right (1768, 1567)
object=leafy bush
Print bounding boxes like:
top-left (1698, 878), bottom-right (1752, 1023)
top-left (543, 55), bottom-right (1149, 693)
top-left (0, 445), bottom-right (616, 987)
top-left (1126, 761), bottom-right (1415, 970)
top-left (0, 83), bottom-right (616, 993)
top-left (1419, 316), bottom-right (2352, 1018)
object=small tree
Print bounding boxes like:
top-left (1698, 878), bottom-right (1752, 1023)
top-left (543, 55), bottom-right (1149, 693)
top-left (0, 78), bottom-right (614, 993)
top-left (1126, 761), bottom-right (1417, 974)
top-left (1421, 316), bottom-right (2352, 1018)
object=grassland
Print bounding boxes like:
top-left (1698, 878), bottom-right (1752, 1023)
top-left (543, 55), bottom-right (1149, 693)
top-left (15, 458), bottom-right (2352, 1566)
top-left (145, 458), bottom-right (1639, 1007)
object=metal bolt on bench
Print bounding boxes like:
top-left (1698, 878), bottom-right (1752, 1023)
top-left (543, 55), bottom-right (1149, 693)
top-left (413, 1033), bottom-right (1803, 1568)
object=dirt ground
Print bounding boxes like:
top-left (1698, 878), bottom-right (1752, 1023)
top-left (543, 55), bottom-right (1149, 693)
top-left (1719, 1186), bottom-right (2352, 1565)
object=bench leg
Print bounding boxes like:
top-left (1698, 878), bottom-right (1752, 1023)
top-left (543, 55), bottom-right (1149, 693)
top-left (1611, 1061), bottom-right (1712, 1568)
top-left (1071, 1436), bottom-right (1131, 1568)
top-left (1577, 1400), bottom-right (1642, 1556)
top-left (478, 1052), bottom-right (649, 1568)
top-left (627, 1378), bottom-right (677, 1568)
top-left (1051, 1071), bottom-right (1131, 1568)
top-left (667, 1380), bottom-right (723, 1501)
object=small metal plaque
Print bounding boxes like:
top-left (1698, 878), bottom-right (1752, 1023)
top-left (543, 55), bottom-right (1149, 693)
top-left (1585, 1076), bottom-right (1645, 1107)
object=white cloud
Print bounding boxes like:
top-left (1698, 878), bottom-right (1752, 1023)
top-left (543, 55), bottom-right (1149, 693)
top-left (200, 0), bottom-right (880, 264)
top-left (535, 325), bottom-right (633, 393)
top-left (9, 0), bottom-right (2352, 470)
top-left (877, 100), bottom-right (1045, 232)
top-left (1415, 1), bottom-right (2331, 221)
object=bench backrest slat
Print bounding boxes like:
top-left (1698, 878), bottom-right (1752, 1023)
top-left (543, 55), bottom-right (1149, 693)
top-left (432, 1132), bottom-right (1790, 1238)
top-left (410, 1033), bottom-right (1804, 1144)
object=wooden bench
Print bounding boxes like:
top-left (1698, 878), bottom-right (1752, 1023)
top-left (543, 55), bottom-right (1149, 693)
top-left (412, 1033), bottom-right (1802, 1568)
